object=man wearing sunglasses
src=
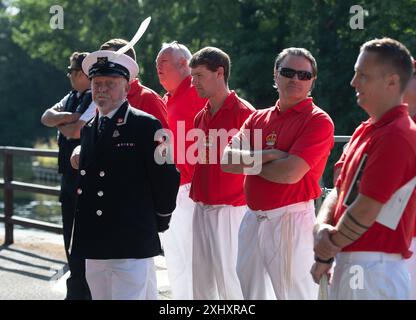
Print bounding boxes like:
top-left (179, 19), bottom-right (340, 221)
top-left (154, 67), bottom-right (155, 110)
top-left (313, 38), bottom-right (416, 299)
top-left (41, 51), bottom-right (96, 300)
top-left (222, 47), bottom-right (334, 299)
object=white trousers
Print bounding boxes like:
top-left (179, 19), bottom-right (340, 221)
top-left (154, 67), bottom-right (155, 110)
top-left (330, 252), bottom-right (410, 300)
top-left (192, 203), bottom-right (245, 300)
top-left (159, 184), bottom-right (195, 299)
top-left (86, 258), bottom-right (157, 300)
top-left (237, 200), bottom-right (318, 300)
top-left (407, 237), bottom-right (416, 300)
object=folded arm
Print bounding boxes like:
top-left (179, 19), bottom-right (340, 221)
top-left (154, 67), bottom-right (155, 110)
top-left (221, 146), bottom-right (288, 174)
top-left (258, 154), bottom-right (310, 184)
top-left (41, 105), bottom-right (81, 127)
top-left (57, 118), bottom-right (85, 139)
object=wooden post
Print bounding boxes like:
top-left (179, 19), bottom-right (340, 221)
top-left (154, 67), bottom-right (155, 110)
top-left (4, 150), bottom-right (14, 245)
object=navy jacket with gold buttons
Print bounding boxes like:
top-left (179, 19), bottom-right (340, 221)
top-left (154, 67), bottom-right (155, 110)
top-left (70, 101), bottom-right (180, 259)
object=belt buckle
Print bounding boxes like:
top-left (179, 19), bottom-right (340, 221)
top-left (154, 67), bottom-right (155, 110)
top-left (256, 214), bottom-right (267, 222)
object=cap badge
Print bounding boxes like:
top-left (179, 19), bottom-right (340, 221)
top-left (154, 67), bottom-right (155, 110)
top-left (96, 56), bottom-right (108, 65)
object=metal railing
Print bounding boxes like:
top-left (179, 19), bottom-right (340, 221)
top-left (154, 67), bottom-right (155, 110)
top-left (0, 136), bottom-right (351, 246)
top-left (0, 146), bottom-right (62, 245)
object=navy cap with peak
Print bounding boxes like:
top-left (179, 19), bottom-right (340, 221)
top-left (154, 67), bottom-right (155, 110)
top-left (82, 50), bottom-right (139, 82)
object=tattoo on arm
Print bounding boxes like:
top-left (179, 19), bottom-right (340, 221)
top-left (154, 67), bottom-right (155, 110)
top-left (346, 211), bottom-right (370, 230)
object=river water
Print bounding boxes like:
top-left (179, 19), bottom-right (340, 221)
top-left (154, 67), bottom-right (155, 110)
top-left (0, 199), bottom-right (62, 225)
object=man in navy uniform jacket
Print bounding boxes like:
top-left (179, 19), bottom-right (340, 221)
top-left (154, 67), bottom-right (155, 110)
top-left (70, 49), bottom-right (180, 300)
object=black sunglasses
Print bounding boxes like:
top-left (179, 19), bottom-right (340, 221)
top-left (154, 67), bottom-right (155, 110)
top-left (67, 67), bottom-right (81, 74)
top-left (278, 67), bottom-right (313, 81)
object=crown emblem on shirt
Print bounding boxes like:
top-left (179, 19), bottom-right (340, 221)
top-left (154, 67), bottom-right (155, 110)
top-left (265, 132), bottom-right (277, 146)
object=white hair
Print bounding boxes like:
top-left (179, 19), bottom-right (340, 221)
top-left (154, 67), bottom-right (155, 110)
top-left (159, 41), bottom-right (192, 63)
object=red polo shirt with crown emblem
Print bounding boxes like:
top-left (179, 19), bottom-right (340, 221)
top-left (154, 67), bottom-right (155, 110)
top-left (164, 76), bottom-right (207, 185)
top-left (190, 91), bottom-right (255, 206)
top-left (127, 79), bottom-right (169, 129)
top-left (241, 97), bottom-right (334, 210)
top-left (334, 105), bottom-right (416, 258)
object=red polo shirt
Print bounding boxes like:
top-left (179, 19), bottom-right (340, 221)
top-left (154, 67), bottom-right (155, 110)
top-left (190, 91), bottom-right (255, 206)
top-left (334, 105), bottom-right (416, 258)
top-left (242, 98), bottom-right (334, 210)
top-left (164, 76), bottom-right (207, 185)
top-left (413, 113), bottom-right (416, 238)
top-left (127, 79), bottom-right (169, 129)
top-left (334, 147), bottom-right (347, 174)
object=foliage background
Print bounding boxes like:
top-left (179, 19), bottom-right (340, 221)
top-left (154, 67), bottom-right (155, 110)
top-left (1, 0), bottom-right (416, 185)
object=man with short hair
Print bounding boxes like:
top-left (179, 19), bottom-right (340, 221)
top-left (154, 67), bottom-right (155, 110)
top-left (100, 38), bottom-right (169, 129)
top-left (312, 38), bottom-right (416, 300)
top-left (41, 51), bottom-right (95, 300)
top-left (189, 47), bottom-right (255, 300)
top-left (403, 57), bottom-right (416, 300)
top-left (222, 47), bottom-right (334, 300)
top-left (70, 49), bottom-right (180, 300)
top-left (155, 41), bottom-right (206, 299)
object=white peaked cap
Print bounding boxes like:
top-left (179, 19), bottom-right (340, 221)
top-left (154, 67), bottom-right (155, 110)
top-left (82, 50), bottom-right (139, 82)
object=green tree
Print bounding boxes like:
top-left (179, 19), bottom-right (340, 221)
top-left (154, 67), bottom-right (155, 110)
top-left (0, 2), bottom-right (67, 146)
top-left (5, 0), bottom-right (416, 185)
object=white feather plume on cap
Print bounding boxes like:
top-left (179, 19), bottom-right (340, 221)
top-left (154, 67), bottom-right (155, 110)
top-left (82, 16), bottom-right (151, 82)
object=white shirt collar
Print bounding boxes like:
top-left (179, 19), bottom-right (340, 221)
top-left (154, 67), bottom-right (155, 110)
top-left (98, 100), bottom-right (126, 119)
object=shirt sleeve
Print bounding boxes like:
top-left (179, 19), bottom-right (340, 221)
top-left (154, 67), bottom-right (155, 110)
top-left (228, 112), bottom-right (254, 150)
top-left (139, 94), bottom-right (169, 129)
top-left (143, 118), bottom-right (180, 230)
top-left (289, 113), bottom-right (334, 169)
top-left (79, 101), bottom-right (97, 122)
top-left (54, 94), bottom-right (70, 111)
top-left (359, 132), bottom-right (415, 203)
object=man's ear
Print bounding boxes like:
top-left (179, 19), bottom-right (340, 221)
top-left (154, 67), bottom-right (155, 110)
top-left (125, 80), bottom-right (131, 94)
top-left (217, 66), bottom-right (225, 79)
top-left (387, 73), bottom-right (401, 90)
top-left (310, 76), bottom-right (317, 92)
top-left (381, 72), bottom-right (400, 93)
top-left (178, 57), bottom-right (187, 67)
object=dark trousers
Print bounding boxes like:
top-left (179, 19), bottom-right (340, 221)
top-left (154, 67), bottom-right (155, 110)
top-left (60, 173), bottom-right (91, 300)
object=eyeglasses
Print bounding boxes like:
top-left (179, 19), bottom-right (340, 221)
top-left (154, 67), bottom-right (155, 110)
top-left (67, 68), bottom-right (81, 78)
top-left (278, 67), bottom-right (313, 81)
top-left (67, 67), bottom-right (81, 74)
